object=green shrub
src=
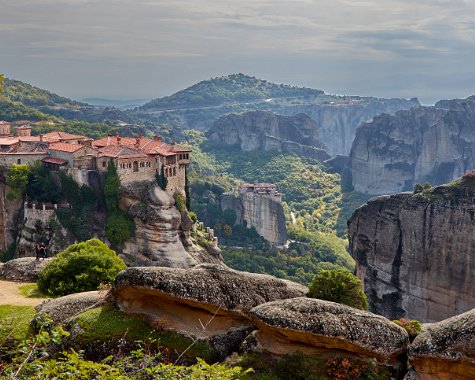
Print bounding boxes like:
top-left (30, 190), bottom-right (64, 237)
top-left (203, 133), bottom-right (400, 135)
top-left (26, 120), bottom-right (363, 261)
top-left (188, 211), bottom-right (198, 223)
top-left (392, 318), bottom-right (423, 341)
top-left (307, 269), bottom-right (368, 310)
top-left (37, 239), bottom-right (126, 296)
top-left (175, 194), bottom-right (185, 211)
top-left (6, 163), bottom-right (31, 199)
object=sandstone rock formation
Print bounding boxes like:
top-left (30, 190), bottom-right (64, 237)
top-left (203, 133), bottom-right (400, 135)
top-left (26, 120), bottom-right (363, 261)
top-left (250, 297), bottom-right (409, 376)
top-left (35, 290), bottom-right (104, 323)
top-left (348, 176), bottom-right (475, 322)
top-left (278, 97), bottom-right (420, 156)
top-left (0, 257), bottom-right (52, 282)
top-left (350, 96), bottom-right (475, 195)
top-left (409, 308), bottom-right (475, 379)
top-left (120, 181), bottom-right (223, 267)
top-left (206, 111), bottom-right (330, 161)
top-left (113, 264), bottom-right (307, 357)
top-left (221, 187), bottom-right (287, 245)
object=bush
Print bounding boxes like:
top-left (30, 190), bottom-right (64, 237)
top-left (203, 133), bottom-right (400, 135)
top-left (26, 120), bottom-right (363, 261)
top-left (392, 318), bottom-right (423, 341)
top-left (37, 239), bottom-right (126, 296)
top-left (307, 269), bottom-right (368, 310)
top-left (175, 194), bottom-right (185, 211)
top-left (6, 163), bottom-right (31, 199)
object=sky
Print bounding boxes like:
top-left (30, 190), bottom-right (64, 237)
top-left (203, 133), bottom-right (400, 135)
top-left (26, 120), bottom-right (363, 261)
top-left (1, 0), bottom-right (475, 104)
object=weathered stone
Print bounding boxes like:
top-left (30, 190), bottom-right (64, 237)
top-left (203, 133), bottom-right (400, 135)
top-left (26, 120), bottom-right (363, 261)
top-left (113, 264), bottom-right (307, 358)
top-left (206, 111), bottom-right (330, 161)
top-left (35, 290), bottom-right (105, 323)
top-left (348, 176), bottom-right (475, 322)
top-left (350, 96), bottom-right (475, 195)
top-left (120, 181), bottom-right (223, 267)
top-left (250, 297), bottom-right (408, 359)
top-left (221, 189), bottom-right (287, 245)
top-left (409, 308), bottom-right (475, 379)
top-left (0, 257), bottom-right (52, 282)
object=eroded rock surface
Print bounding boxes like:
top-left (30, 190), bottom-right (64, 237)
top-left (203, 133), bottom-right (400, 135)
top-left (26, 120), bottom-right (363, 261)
top-left (0, 257), bottom-right (52, 282)
top-left (348, 176), bottom-right (475, 322)
top-left (120, 181), bottom-right (222, 267)
top-left (350, 96), bottom-right (475, 195)
top-left (113, 264), bottom-right (307, 357)
top-left (206, 111), bottom-right (330, 161)
top-left (250, 297), bottom-right (409, 376)
top-left (409, 308), bottom-right (475, 379)
top-left (35, 290), bottom-right (104, 323)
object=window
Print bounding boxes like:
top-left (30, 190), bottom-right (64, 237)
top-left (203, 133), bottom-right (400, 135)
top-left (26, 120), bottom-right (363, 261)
top-left (173, 167), bottom-right (176, 176)
top-left (17, 159), bottom-right (21, 164)
top-left (102, 161), bottom-right (106, 168)
top-left (140, 162), bottom-right (144, 168)
top-left (133, 161), bottom-right (139, 172)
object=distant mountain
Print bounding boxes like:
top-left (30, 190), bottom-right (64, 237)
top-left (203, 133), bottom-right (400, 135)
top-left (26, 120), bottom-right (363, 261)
top-left (132, 73), bottom-right (419, 155)
top-left (2, 78), bottom-right (132, 124)
top-left (140, 73), bottom-right (323, 110)
top-left (82, 97), bottom-right (149, 110)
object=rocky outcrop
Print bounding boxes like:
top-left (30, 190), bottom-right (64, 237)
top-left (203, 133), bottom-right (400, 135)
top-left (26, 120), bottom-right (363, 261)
top-left (409, 308), bottom-right (475, 379)
top-left (120, 181), bottom-right (223, 267)
top-left (206, 111), bottom-right (330, 161)
top-left (113, 264), bottom-right (307, 357)
top-left (278, 97), bottom-right (420, 156)
top-left (35, 291), bottom-right (104, 323)
top-left (348, 175), bottom-right (475, 322)
top-left (221, 189), bottom-right (287, 245)
top-left (250, 297), bottom-right (409, 375)
top-left (350, 96), bottom-right (475, 195)
top-left (0, 257), bottom-right (52, 281)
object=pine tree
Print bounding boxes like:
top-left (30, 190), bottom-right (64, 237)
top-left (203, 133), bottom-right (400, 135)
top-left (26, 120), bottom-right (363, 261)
top-left (185, 167), bottom-right (191, 210)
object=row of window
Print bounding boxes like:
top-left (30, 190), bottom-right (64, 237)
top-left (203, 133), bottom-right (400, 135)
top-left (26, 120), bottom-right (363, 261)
top-left (178, 153), bottom-right (189, 160)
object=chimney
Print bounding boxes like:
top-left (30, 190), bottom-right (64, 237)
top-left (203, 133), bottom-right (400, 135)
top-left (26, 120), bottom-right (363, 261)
top-left (115, 132), bottom-right (121, 145)
top-left (135, 137), bottom-right (140, 149)
top-left (153, 135), bottom-right (162, 142)
top-left (170, 142), bottom-right (175, 150)
top-left (39, 134), bottom-right (43, 142)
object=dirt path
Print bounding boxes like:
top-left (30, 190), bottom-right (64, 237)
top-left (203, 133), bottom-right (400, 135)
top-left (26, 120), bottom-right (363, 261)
top-left (0, 280), bottom-right (47, 307)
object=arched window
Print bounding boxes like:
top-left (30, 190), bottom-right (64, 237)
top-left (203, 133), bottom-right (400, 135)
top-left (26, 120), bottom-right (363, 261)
top-left (173, 167), bottom-right (176, 176)
top-left (133, 161), bottom-right (139, 172)
top-left (140, 162), bottom-right (144, 168)
top-left (102, 161), bottom-right (106, 168)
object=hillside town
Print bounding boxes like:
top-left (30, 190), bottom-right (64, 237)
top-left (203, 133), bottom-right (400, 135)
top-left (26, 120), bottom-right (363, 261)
top-left (0, 121), bottom-right (190, 195)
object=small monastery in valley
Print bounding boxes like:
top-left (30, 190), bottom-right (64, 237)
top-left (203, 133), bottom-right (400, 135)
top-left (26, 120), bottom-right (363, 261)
top-left (0, 121), bottom-right (190, 195)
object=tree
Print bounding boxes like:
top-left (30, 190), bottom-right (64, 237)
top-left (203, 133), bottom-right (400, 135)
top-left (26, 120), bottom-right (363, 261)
top-left (307, 269), bottom-right (368, 310)
top-left (185, 167), bottom-right (191, 210)
top-left (6, 164), bottom-right (31, 200)
top-left (104, 160), bottom-right (121, 212)
top-left (413, 183), bottom-right (423, 194)
top-left (156, 165), bottom-right (168, 191)
top-left (222, 208), bottom-right (237, 226)
top-left (37, 239), bottom-right (126, 296)
top-left (0, 73), bottom-right (4, 95)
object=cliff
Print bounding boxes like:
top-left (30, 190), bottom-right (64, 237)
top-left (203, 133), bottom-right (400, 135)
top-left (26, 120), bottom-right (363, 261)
top-left (350, 96), bottom-right (475, 195)
top-left (221, 189), bottom-right (287, 245)
top-left (120, 181), bottom-right (223, 267)
top-left (206, 111), bottom-right (330, 161)
top-left (277, 97), bottom-right (420, 156)
top-left (348, 175), bottom-right (475, 322)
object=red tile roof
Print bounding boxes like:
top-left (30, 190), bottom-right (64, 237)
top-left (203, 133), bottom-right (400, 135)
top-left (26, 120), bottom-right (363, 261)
top-left (98, 145), bottom-right (148, 159)
top-left (42, 157), bottom-right (68, 165)
top-left (42, 131), bottom-right (87, 141)
top-left (92, 136), bottom-right (190, 157)
top-left (48, 143), bottom-right (85, 153)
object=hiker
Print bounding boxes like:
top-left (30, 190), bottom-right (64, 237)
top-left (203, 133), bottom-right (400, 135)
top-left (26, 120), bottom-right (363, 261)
top-left (35, 244), bottom-right (40, 260)
top-left (39, 243), bottom-right (47, 260)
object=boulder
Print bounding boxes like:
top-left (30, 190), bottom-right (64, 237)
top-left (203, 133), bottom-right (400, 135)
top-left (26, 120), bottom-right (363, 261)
top-left (0, 257), bottom-right (52, 282)
top-left (409, 308), bottom-right (475, 379)
top-left (113, 264), bottom-right (307, 357)
top-left (250, 297), bottom-right (409, 374)
top-left (35, 290), bottom-right (104, 323)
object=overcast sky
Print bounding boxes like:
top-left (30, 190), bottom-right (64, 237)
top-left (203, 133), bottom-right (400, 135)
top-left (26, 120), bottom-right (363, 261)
top-left (1, 0), bottom-right (475, 104)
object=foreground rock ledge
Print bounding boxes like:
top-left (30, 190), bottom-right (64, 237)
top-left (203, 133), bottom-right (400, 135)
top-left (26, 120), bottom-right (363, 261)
top-left (250, 297), bottom-right (409, 363)
top-left (113, 264), bottom-right (307, 339)
top-left (409, 308), bottom-right (475, 379)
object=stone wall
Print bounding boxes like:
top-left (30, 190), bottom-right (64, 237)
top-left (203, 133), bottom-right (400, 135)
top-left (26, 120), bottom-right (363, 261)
top-left (0, 153), bottom-right (47, 167)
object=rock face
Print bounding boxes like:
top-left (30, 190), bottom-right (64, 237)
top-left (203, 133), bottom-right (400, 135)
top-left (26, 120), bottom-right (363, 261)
top-left (120, 181), bottom-right (223, 267)
top-left (279, 97), bottom-right (420, 156)
top-left (409, 308), bottom-right (475, 379)
top-left (35, 291), bottom-right (103, 323)
top-left (113, 264), bottom-right (307, 358)
top-left (348, 176), bottom-right (475, 322)
top-left (0, 257), bottom-right (52, 281)
top-left (221, 188), bottom-right (287, 245)
top-left (206, 111), bottom-right (330, 161)
top-left (350, 97), bottom-right (475, 195)
top-left (250, 297), bottom-right (409, 376)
